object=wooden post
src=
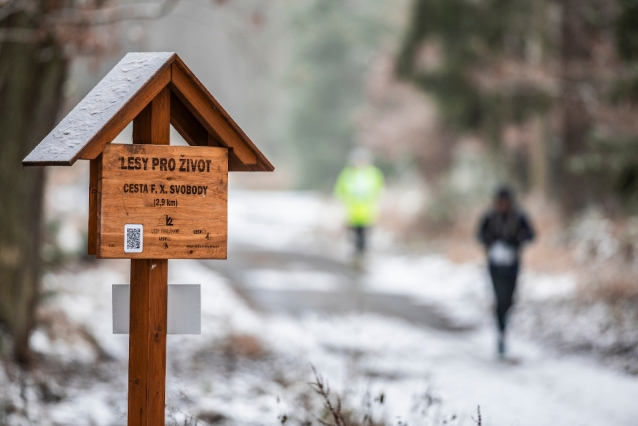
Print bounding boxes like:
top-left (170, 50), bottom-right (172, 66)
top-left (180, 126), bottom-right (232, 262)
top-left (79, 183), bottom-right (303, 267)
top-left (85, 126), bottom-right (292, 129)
top-left (128, 259), bottom-right (168, 425)
top-left (128, 87), bottom-right (170, 426)
top-left (88, 155), bottom-right (101, 255)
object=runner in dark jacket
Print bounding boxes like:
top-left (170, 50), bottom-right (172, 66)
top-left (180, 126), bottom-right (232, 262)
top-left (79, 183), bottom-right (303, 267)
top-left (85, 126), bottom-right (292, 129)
top-left (477, 187), bottom-right (535, 358)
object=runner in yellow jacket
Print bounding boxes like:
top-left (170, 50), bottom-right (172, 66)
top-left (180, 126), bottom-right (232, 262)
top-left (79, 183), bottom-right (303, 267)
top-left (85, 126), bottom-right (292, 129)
top-left (334, 148), bottom-right (384, 255)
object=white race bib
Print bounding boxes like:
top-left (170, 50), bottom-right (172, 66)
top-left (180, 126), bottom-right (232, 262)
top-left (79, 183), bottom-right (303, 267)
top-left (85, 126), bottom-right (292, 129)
top-left (488, 241), bottom-right (516, 266)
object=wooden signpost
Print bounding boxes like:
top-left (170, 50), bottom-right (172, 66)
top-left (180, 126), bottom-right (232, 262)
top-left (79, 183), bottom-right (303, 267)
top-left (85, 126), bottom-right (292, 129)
top-left (23, 52), bottom-right (273, 425)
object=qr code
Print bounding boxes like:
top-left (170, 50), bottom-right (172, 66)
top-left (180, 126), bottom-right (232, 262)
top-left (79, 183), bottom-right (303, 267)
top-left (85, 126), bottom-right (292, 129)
top-left (124, 224), bottom-right (143, 253)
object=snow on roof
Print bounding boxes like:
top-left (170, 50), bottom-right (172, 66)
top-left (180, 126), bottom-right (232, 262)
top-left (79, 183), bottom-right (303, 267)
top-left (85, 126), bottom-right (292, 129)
top-left (23, 52), bottom-right (175, 166)
top-left (22, 52), bottom-right (274, 172)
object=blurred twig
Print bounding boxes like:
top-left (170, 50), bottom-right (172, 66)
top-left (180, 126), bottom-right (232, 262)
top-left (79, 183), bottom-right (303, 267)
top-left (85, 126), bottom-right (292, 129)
top-left (472, 405), bottom-right (482, 426)
top-left (309, 365), bottom-right (348, 426)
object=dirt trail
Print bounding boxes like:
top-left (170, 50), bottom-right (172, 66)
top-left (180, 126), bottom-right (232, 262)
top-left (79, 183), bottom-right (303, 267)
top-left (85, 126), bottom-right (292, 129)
top-left (203, 245), bottom-right (469, 331)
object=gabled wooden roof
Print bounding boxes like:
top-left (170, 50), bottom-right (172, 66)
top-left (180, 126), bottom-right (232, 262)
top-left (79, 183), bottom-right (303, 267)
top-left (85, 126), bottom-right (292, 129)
top-left (23, 52), bottom-right (273, 172)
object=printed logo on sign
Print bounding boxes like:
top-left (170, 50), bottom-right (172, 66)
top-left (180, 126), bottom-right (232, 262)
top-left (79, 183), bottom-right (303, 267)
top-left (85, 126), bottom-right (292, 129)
top-left (124, 224), bottom-right (144, 253)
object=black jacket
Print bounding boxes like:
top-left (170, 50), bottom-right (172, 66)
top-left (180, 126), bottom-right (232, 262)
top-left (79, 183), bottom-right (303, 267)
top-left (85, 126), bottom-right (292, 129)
top-left (477, 209), bottom-right (535, 252)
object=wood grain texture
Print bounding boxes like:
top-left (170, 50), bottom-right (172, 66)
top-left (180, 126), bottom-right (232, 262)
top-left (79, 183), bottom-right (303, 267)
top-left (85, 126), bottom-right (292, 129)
top-left (171, 91), bottom-right (256, 172)
top-left (98, 144), bottom-right (228, 259)
top-left (23, 52), bottom-right (274, 172)
top-left (170, 90), bottom-right (208, 147)
top-left (87, 155), bottom-right (101, 255)
top-left (210, 134), bottom-right (250, 171)
top-left (128, 258), bottom-right (168, 426)
top-left (22, 52), bottom-right (175, 166)
top-left (79, 68), bottom-right (171, 160)
top-left (127, 92), bottom-right (170, 426)
top-left (133, 87), bottom-right (171, 146)
top-left (169, 62), bottom-right (260, 166)
top-left (171, 56), bottom-right (273, 172)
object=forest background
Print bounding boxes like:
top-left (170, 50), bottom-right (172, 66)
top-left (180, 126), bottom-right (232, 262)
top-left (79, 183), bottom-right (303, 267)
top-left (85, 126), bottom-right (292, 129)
top-left (1, 0), bottom-right (638, 368)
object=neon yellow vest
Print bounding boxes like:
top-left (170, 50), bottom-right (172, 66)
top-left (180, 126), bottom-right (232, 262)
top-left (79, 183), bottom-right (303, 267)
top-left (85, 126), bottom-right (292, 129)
top-left (334, 165), bottom-right (384, 227)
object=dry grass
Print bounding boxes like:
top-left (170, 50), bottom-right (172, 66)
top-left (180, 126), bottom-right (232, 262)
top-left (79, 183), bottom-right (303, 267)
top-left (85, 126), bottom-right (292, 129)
top-left (582, 272), bottom-right (638, 304)
top-left (222, 333), bottom-right (266, 359)
top-left (308, 366), bottom-right (348, 426)
top-left (299, 367), bottom-right (464, 426)
top-left (472, 406), bottom-right (482, 426)
top-left (305, 366), bottom-right (385, 426)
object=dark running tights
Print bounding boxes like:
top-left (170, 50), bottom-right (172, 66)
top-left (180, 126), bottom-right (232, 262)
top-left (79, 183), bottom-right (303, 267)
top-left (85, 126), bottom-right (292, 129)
top-left (489, 263), bottom-right (519, 333)
top-left (352, 226), bottom-right (367, 254)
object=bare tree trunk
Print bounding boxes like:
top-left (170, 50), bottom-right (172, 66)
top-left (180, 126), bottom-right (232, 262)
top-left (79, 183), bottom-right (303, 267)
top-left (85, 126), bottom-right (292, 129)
top-left (557, 0), bottom-right (602, 214)
top-left (527, 0), bottom-right (550, 198)
top-left (529, 114), bottom-right (549, 196)
top-left (0, 12), bottom-right (67, 365)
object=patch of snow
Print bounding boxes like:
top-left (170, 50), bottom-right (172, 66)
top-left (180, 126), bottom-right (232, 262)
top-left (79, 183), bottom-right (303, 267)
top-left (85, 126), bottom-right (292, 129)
top-left (24, 52), bottom-right (174, 164)
top-left (8, 191), bottom-right (638, 426)
top-left (243, 269), bottom-right (342, 292)
top-left (363, 254), bottom-right (489, 327)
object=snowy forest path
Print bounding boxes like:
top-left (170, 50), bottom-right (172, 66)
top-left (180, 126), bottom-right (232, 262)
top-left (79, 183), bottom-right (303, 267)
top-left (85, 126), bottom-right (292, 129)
top-left (196, 245), bottom-right (638, 426)
top-left (202, 245), bottom-right (473, 332)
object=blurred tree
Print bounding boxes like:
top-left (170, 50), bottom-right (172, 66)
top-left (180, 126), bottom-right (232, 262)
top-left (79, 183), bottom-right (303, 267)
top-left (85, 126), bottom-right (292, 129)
top-left (614, 0), bottom-right (638, 63)
top-left (0, 35), bottom-right (66, 366)
top-left (281, 0), bottom-right (393, 189)
top-left (557, 0), bottom-right (617, 213)
top-left (0, 0), bottom-right (178, 365)
top-left (396, 0), bottom-right (638, 215)
top-left (572, 0), bottom-right (638, 211)
top-left (356, 53), bottom-right (453, 184)
top-left (396, 0), bottom-right (555, 194)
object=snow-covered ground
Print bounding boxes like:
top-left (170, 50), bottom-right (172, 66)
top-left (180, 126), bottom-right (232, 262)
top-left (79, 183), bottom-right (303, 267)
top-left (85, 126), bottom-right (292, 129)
top-left (3, 189), bottom-right (638, 425)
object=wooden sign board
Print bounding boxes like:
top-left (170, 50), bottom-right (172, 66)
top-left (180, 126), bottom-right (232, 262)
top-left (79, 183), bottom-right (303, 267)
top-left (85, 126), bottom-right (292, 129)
top-left (98, 144), bottom-right (228, 259)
